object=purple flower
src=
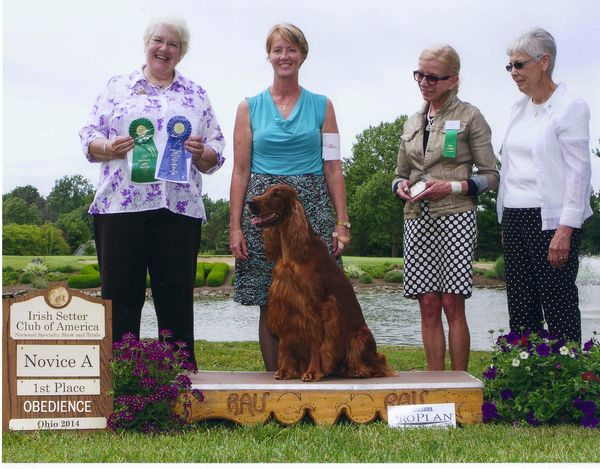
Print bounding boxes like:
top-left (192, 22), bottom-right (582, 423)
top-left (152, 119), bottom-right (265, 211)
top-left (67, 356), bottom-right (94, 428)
top-left (536, 342), bottom-right (551, 357)
top-left (556, 363), bottom-right (562, 369)
top-left (582, 414), bottom-right (600, 429)
top-left (482, 402), bottom-right (500, 422)
top-left (501, 388), bottom-right (514, 401)
top-left (525, 411), bottom-right (540, 426)
top-left (483, 366), bottom-right (496, 380)
top-left (583, 339), bottom-right (595, 352)
top-left (574, 398), bottom-right (597, 416)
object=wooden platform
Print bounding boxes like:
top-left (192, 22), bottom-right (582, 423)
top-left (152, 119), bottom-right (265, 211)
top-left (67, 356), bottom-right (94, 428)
top-left (179, 371), bottom-right (483, 426)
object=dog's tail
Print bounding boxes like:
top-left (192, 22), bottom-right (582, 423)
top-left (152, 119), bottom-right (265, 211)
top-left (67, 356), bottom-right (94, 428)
top-left (343, 326), bottom-right (396, 378)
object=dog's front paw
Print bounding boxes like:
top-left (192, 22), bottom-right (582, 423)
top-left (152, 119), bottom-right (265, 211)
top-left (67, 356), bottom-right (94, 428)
top-left (274, 368), bottom-right (299, 380)
top-left (301, 370), bottom-right (324, 382)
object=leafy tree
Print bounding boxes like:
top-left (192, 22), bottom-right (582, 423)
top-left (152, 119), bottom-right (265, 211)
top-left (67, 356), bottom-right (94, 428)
top-left (201, 196), bottom-right (230, 254)
top-left (56, 207), bottom-right (94, 252)
top-left (3, 184), bottom-right (49, 220)
top-left (348, 170), bottom-right (404, 256)
top-left (2, 197), bottom-right (42, 225)
top-left (581, 190), bottom-right (600, 255)
top-left (475, 190), bottom-right (503, 260)
top-left (2, 223), bottom-right (70, 255)
top-left (343, 116), bottom-right (407, 256)
top-left (46, 174), bottom-right (94, 220)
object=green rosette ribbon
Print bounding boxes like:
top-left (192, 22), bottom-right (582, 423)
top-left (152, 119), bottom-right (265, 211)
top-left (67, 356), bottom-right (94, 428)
top-left (129, 118), bottom-right (158, 183)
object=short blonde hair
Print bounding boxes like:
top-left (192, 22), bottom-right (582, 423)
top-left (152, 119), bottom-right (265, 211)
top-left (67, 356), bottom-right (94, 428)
top-left (143, 17), bottom-right (190, 59)
top-left (265, 23), bottom-right (309, 63)
top-left (419, 44), bottom-right (461, 93)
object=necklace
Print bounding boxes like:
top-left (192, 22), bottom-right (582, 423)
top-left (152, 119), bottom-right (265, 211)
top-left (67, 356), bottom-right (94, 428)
top-left (143, 68), bottom-right (174, 88)
top-left (426, 107), bottom-right (436, 131)
top-left (273, 89), bottom-right (299, 112)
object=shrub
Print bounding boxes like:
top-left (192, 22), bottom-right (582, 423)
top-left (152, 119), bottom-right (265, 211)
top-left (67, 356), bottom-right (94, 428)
top-left (67, 274), bottom-right (101, 289)
top-left (482, 330), bottom-right (600, 428)
top-left (47, 272), bottom-right (69, 282)
top-left (203, 263), bottom-right (214, 275)
top-left (494, 256), bottom-right (505, 280)
top-left (80, 264), bottom-right (99, 276)
top-left (2, 223), bottom-right (70, 255)
top-left (2, 268), bottom-right (20, 286)
top-left (109, 330), bottom-right (204, 433)
top-left (206, 263), bottom-right (229, 287)
top-left (344, 264), bottom-right (365, 279)
top-left (383, 270), bottom-right (404, 283)
top-left (359, 264), bottom-right (387, 278)
top-left (195, 263), bottom-right (205, 287)
top-left (31, 277), bottom-right (48, 289)
top-left (358, 273), bottom-right (373, 284)
top-left (54, 264), bottom-right (78, 273)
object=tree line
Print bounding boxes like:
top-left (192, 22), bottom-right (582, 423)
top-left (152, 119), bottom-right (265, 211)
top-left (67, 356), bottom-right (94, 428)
top-left (3, 119), bottom-right (600, 258)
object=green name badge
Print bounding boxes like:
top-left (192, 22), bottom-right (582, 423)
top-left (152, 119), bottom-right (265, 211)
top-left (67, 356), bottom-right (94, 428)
top-left (443, 120), bottom-right (460, 158)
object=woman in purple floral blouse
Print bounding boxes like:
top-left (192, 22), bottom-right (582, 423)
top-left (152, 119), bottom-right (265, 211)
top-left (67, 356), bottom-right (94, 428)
top-left (78, 17), bottom-right (225, 366)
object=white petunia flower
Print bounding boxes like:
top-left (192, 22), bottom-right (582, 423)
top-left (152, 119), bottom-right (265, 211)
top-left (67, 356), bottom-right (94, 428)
top-left (519, 351), bottom-right (529, 360)
top-left (512, 358), bottom-right (520, 367)
top-left (525, 366), bottom-right (531, 371)
top-left (559, 346), bottom-right (569, 356)
top-left (569, 351), bottom-right (576, 358)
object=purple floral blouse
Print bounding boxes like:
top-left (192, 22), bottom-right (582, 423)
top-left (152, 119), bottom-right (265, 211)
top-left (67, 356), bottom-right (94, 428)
top-left (79, 67), bottom-right (226, 220)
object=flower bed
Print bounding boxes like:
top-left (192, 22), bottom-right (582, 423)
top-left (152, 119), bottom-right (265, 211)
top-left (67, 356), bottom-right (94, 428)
top-left (109, 330), bottom-right (204, 433)
top-left (482, 329), bottom-right (600, 428)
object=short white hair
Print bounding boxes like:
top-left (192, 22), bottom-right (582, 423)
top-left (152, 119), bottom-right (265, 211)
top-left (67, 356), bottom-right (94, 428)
top-left (143, 17), bottom-right (190, 59)
top-left (506, 28), bottom-right (556, 77)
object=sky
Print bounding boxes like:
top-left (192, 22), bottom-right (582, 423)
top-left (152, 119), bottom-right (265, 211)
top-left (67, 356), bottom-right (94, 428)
top-left (3, 0), bottom-right (600, 202)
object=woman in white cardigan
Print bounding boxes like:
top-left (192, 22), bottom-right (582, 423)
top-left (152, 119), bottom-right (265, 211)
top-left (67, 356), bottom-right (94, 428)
top-left (497, 28), bottom-right (592, 343)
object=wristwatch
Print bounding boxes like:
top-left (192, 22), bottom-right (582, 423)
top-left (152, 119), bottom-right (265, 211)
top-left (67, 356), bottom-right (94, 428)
top-left (336, 220), bottom-right (351, 229)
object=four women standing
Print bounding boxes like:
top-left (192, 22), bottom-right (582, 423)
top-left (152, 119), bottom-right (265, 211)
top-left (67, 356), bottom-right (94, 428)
top-left (81, 21), bottom-right (593, 366)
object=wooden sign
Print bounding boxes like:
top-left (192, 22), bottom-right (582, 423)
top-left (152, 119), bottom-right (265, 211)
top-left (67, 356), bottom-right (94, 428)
top-left (3, 283), bottom-right (112, 431)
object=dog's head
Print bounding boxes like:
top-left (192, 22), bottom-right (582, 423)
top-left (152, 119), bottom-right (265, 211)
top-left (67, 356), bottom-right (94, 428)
top-left (247, 184), bottom-right (299, 229)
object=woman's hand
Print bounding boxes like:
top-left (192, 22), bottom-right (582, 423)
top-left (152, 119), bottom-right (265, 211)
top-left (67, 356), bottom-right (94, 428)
top-left (548, 225), bottom-right (573, 269)
top-left (332, 225), bottom-right (350, 256)
top-left (107, 136), bottom-right (134, 159)
top-left (230, 228), bottom-right (249, 260)
top-left (395, 180), bottom-right (412, 201)
top-left (185, 135), bottom-right (205, 166)
top-left (411, 179), bottom-right (453, 202)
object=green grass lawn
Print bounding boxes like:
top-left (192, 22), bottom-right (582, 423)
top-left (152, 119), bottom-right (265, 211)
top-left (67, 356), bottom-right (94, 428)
top-left (3, 342), bottom-right (599, 463)
top-left (2, 255), bottom-right (98, 271)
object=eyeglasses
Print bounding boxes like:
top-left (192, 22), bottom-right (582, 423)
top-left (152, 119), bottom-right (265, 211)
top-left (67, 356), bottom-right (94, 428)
top-left (413, 71), bottom-right (451, 86)
top-left (150, 37), bottom-right (181, 50)
top-left (505, 58), bottom-right (535, 72)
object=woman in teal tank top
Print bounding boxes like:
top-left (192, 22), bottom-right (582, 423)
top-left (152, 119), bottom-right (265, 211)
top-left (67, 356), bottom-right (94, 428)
top-left (229, 23), bottom-right (351, 371)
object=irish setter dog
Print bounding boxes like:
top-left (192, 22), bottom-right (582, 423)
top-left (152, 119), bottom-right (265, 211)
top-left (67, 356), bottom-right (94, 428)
top-left (248, 184), bottom-right (394, 382)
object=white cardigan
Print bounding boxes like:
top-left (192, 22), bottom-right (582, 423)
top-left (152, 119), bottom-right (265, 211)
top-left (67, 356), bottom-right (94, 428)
top-left (497, 83), bottom-right (593, 230)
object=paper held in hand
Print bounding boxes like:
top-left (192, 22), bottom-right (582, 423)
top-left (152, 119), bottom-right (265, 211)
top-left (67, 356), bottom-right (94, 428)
top-left (409, 181), bottom-right (426, 199)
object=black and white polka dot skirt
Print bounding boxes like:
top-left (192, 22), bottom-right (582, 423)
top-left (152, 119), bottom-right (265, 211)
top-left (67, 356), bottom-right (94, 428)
top-left (403, 201), bottom-right (477, 299)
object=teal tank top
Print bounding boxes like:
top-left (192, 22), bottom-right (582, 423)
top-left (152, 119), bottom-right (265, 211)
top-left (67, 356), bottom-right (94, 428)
top-left (247, 88), bottom-right (327, 175)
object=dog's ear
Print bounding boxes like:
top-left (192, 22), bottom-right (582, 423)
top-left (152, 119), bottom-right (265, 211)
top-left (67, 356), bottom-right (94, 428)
top-left (285, 198), bottom-right (311, 254)
top-left (263, 227), bottom-right (281, 262)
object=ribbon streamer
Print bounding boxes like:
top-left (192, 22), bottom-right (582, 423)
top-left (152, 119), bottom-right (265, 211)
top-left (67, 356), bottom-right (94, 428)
top-left (129, 118), bottom-right (158, 183)
top-left (157, 116), bottom-right (192, 182)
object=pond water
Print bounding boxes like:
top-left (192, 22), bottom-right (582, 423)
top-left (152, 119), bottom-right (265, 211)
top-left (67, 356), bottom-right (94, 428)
top-left (141, 256), bottom-right (600, 351)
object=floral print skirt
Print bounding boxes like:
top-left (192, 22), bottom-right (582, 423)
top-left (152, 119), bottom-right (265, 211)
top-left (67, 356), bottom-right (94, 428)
top-left (233, 173), bottom-right (339, 306)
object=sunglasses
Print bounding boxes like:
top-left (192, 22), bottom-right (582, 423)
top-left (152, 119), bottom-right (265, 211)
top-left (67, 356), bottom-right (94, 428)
top-left (505, 58), bottom-right (535, 72)
top-left (413, 70), bottom-right (451, 86)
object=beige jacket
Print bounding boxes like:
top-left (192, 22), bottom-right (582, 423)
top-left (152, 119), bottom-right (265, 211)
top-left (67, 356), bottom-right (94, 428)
top-left (393, 95), bottom-right (499, 219)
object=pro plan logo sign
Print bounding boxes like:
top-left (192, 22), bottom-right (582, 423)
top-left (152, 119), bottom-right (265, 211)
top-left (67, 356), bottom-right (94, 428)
top-left (387, 403), bottom-right (457, 428)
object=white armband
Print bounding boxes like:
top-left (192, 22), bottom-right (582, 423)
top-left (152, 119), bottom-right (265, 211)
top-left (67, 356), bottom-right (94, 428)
top-left (322, 133), bottom-right (341, 161)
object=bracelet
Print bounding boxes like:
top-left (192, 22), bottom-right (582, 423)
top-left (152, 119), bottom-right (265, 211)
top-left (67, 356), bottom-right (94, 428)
top-left (103, 141), bottom-right (108, 154)
top-left (336, 220), bottom-right (351, 229)
top-left (450, 181), bottom-right (462, 194)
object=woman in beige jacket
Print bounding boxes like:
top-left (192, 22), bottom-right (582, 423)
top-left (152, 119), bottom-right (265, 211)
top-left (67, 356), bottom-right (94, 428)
top-left (392, 44), bottom-right (499, 371)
